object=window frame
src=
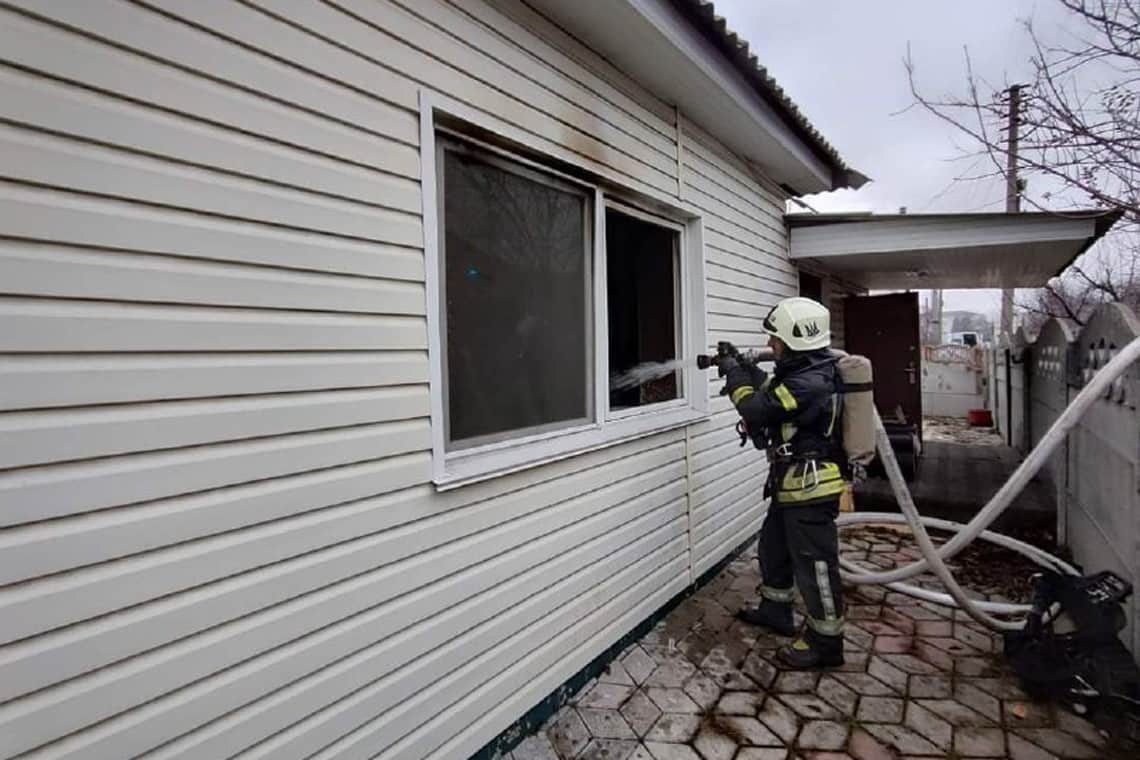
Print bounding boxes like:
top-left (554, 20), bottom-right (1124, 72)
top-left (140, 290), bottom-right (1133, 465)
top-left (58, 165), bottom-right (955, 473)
top-left (421, 92), bottom-right (708, 490)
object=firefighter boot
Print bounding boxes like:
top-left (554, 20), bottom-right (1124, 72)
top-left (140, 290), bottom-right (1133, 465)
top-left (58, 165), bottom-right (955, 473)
top-left (735, 600), bottom-right (795, 636)
top-left (777, 627), bottom-right (845, 669)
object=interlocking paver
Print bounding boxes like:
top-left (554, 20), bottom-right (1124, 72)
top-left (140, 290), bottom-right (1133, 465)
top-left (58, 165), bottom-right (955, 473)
top-left (880, 607), bottom-right (918, 634)
top-left (866, 657), bottom-right (908, 692)
top-left (779, 694), bottom-right (841, 720)
top-left (914, 619), bottom-right (953, 637)
top-left (693, 727), bottom-right (737, 760)
top-left (897, 604), bottom-right (945, 621)
top-left (645, 656), bottom-right (698, 688)
top-left (627, 746), bottom-right (655, 760)
top-left (855, 621), bottom-right (906, 637)
top-left (578, 708), bottom-right (637, 740)
top-left (816, 675), bottom-right (858, 716)
top-left (620, 691), bottom-right (662, 738)
top-left (797, 720), bottom-right (849, 750)
top-left (622, 647), bottom-right (658, 685)
top-left (733, 750), bottom-right (789, 760)
top-left (579, 683), bottom-right (636, 709)
top-left (773, 671), bottom-right (820, 694)
top-left (955, 655), bottom-right (1001, 677)
top-left (740, 651), bottom-right (778, 689)
top-left (578, 738), bottom-right (639, 760)
top-left (682, 672), bottom-right (720, 712)
top-left (971, 677), bottom-right (1030, 700)
top-left (511, 733), bottom-right (560, 760)
top-left (856, 696), bottom-right (904, 723)
top-left (954, 680), bottom-right (1003, 722)
top-left (847, 604), bottom-right (882, 620)
top-left (847, 727), bottom-right (897, 760)
top-left (547, 707), bottom-right (592, 759)
top-left (862, 723), bottom-right (942, 755)
top-left (1007, 732), bottom-right (1062, 760)
top-left (955, 624), bottom-right (995, 652)
top-left (833, 672), bottom-right (898, 696)
top-left (756, 694), bottom-right (801, 743)
top-left (921, 635), bottom-right (978, 656)
top-left (903, 700), bottom-right (952, 747)
top-left (871, 636), bottom-right (912, 653)
top-left (643, 741), bottom-right (701, 760)
top-left (712, 716), bottom-right (783, 746)
top-left (715, 691), bottom-right (764, 716)
top-left (908, 673), bottom-right (952, 698)
top-left (844, 625), bottom-right (874, 651)
top-left (912, 640), bottom-right (955, 671)
top-left (644, 713), bottom-right (701, 743)
top-left (645, 687), bottom-right (701, 714)
top-left (1014, 729), bottom-right (1100, 759)
top-left (878, 653), bottom-right (938, 675)
top-left (599, 660), bottom-right (637, 686)
top-left (954, 726), bottom-right (1007, 757)
top-left (914, 698), bottom-right (995, 726)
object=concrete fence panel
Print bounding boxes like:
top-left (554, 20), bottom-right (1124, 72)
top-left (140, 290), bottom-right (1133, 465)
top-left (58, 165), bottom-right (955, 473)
top-left (1027, 319), bottom-right (1078, 542)
top-left (1063, 303), bottom-right (1140, 657)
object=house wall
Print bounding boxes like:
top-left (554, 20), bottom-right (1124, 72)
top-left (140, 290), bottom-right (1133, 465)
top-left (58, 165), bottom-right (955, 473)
top-left (0, 1), bottom-right (797, 758)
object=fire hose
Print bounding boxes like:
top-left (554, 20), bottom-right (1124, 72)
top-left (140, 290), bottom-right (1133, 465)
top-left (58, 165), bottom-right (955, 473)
top-left (705, 337), bottom-right (1140, 633)
top-left (842, 335), bottom-right (1140, 632)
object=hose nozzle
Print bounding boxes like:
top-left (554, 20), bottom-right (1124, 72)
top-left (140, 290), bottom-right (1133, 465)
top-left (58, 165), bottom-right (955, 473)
top-left (696, 342), bottom-right (773, 370)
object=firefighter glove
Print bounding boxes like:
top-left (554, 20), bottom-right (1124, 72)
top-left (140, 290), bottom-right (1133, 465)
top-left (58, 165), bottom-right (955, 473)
top-left (720, 358), bottom-right (756, 405)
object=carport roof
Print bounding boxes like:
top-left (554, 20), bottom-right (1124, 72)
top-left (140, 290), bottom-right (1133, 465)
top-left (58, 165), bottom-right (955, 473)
top-left (787, 210), bottom-right (1122, 290)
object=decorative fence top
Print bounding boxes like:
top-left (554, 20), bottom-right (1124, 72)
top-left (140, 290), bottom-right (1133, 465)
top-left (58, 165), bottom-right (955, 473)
top-left (923, 344), bottom-right (985, 370)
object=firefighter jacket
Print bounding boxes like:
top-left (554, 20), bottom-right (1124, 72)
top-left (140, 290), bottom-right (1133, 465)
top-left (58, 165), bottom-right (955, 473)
top-left (729, 348), bottom-right (846, 506)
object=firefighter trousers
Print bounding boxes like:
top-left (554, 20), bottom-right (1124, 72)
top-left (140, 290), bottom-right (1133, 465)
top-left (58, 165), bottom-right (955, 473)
top-left (757, 500), bottom-right (845, 637)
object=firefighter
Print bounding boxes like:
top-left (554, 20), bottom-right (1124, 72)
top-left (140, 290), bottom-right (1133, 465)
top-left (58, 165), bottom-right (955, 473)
top-left (717, 296), bottom-right (847, 669)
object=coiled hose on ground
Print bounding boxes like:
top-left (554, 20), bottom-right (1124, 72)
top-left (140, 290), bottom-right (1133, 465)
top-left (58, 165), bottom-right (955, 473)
top-left (839, 336), bottom-right (1140, 632)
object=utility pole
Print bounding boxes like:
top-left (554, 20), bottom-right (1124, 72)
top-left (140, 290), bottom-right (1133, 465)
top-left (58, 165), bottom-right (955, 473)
top-left (1000, 84), bottom-right (1023, 338)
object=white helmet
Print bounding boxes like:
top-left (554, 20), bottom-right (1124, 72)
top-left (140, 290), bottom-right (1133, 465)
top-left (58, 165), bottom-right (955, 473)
top-left (762, 296), bottom-right (831, 352)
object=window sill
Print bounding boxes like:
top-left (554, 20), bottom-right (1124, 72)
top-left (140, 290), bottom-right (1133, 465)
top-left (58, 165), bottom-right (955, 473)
top-left (434, 406), bottom-right (707, 491)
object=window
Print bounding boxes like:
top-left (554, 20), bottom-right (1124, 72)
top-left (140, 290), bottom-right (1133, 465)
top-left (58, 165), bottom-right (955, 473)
top-left (439, 140), bottom-right (593, 448)
top-left (606, 207), bottom-right (681, 410)
top-left (423, 104), bottom-right (707, 488)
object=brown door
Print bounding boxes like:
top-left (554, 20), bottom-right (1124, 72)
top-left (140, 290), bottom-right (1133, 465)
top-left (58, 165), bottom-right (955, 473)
top-left (844, 293), bottom-right (922, 437)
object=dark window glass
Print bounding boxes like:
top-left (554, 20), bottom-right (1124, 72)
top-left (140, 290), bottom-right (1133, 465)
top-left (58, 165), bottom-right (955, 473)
top-left (606, 208), bottom-right (680, 409)
top-left (799, 271), bottom-right (823, 302)
top-left (440, 142), bottom-right (592, 446)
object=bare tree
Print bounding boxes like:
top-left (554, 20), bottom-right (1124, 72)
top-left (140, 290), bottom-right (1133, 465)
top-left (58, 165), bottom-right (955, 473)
top-left (906, 0), bottom-right (1139, 225)
top-left (1018, 237), bottom-right (1140, 332)
top-left (907, 0), bottom-right (1139, 332)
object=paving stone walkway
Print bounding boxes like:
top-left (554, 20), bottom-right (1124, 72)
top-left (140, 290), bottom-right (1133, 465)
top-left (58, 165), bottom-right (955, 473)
top-left (506, 527), bottom-right (1123, 760)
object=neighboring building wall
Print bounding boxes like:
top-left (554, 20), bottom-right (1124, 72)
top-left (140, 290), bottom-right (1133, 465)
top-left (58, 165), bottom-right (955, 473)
top-left (1020, 305), bottom-right (1140, 661)
top-left (0, 1), bottom-right (794, 758)
top-left (921, 345), bottom-right (985, 418)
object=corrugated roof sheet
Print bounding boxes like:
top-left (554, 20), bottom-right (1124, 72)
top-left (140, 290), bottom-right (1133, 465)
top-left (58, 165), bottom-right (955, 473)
top-left (672, 0), bottom-right (867, 191)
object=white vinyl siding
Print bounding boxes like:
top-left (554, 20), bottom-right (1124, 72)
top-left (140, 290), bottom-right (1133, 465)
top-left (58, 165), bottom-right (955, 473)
top-left (0, 2), bottom-right (792, 759)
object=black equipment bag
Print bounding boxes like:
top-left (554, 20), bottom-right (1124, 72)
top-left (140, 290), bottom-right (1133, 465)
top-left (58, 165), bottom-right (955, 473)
top-left (1004, 570), bottom-right (1140, 751)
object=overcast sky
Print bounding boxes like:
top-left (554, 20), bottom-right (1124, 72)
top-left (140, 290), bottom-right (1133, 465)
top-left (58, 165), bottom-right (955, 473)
top-left (715, 0), bottom-right (1073, 317)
